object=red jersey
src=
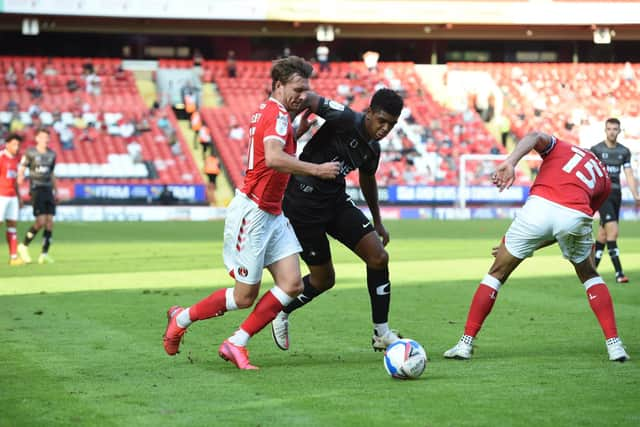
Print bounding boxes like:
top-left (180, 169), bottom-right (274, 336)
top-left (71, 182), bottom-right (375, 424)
top-left (530, 137), bottom-right (610, 216)
top-left (241, 98), bottom-right (295, 215)
top-left (0, 149), bottom-right (19, 197)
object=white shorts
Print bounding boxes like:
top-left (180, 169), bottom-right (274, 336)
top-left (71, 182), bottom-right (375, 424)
top-left (222, 190), bottom-right (302, 285)
top-left (0, 195), bottom-right (19, 222)
top-left (505, 196), bottom-right (594, 263)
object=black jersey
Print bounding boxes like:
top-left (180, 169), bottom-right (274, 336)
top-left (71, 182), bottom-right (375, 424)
top-left (20, 147), bottom-right (56, 190)
top-left (590, 141), bottom-right (631, 190)
top-left (290, 97), bottom-right (380, 198)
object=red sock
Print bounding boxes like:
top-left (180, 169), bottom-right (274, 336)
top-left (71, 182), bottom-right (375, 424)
top-left (240, 290), bottom-right (284, 337)
top-left (586, 283), bottom-right (618, 339)
top-left (6, 228), bottom-right (17, 257)
top-left (189, 288), bottom-right (227, 321)
top-left (464, 283), bottom-right (499, 337)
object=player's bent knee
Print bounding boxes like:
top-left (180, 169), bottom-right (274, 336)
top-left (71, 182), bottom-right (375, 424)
top-left (312, 272), bottom-right (335, 290)
top-left (366, 249), bottom-right (389, 270)
top-left (279, 278), bottom-right (304, 296)
top-left (235, 295), bottom-right (256, 309)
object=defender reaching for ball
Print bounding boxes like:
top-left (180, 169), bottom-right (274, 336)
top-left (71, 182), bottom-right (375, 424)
top-left (444, 131), bottom-right (629, 362)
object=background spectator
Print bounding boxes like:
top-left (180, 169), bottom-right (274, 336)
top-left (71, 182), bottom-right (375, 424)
top-left (226, 50), bottom-right (237, 78)
top-left (127, 140), bottom-right (142, 163)
top-left (60, 124), bottom-right (75, 150)
top-left (229, 123), bottom-right (244, 141)
top-left (316, 44), bottom-right (330, 72)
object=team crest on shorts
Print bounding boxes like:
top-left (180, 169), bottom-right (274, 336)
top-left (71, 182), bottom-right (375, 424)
top-left (237, 266), bottom-right (248, 277)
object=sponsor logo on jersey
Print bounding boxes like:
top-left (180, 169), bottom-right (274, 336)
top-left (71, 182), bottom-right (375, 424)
top-left (276, 113), bottom-right (288, 136)
top-left (349, 139), bottom-right (358, 148)
top-left (328, 100), bottom-right (345, 111)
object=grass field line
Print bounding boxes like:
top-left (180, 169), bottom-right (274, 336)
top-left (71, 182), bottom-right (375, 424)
top-left (2, 253), bottom-right (638, 296)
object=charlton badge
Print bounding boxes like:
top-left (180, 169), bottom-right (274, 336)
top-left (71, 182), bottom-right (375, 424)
top-left (237, 266), bottom-right (248, 277)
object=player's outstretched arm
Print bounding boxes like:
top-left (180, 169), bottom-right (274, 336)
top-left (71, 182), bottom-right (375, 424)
top-left (493, 131), bottom-right (551, 191)
top-left (264, 138), bottom-right (339, 179)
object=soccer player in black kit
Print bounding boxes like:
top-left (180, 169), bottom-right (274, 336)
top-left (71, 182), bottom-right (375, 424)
top-left (17, 128), bottom-right (58, 264)
top-left (591, 118), bottom-right (640, 283)
top-left (271, 88), bottom-right (404, 352)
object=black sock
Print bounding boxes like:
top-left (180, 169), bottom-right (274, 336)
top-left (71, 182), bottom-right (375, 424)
top-left (607, 241), bottom-right (624, 276)
top-left (594, 241), bottom-right (605, 267)
top-left (283, 275), bottom-right (322, 314)
top-left (42, 230), bottom-right (52, 254)
top-left (367, 267), bottom-right (390, 324)
top-left (24, 226), bottom-right (39, 246)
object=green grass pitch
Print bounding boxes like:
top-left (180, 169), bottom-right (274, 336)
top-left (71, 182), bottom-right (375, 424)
top-left (1, 220), bottom-right (639, 426)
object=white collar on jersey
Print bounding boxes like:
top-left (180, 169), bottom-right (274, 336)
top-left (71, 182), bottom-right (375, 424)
top-left (268, 97), bottom-right (287, 111)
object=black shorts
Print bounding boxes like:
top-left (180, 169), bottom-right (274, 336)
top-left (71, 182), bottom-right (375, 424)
top-left (207, 173), bottom-right (218, 185)
top-left (31, 187), bottom-right (56, 217)
top-left (599, 189), bottom-right (621, 226)
top-left (283, 188), bottom-right (375, 266)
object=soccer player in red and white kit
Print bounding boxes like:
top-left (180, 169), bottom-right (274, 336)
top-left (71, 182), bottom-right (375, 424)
top-left (162, 56), bottom-right (340, 369)
top-left (0, 134), bottom-right (24, 266)
top-left (444, 131), bottom-right (630, 362)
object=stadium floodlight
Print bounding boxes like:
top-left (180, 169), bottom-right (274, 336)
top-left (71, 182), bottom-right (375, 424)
top-left (593, 27), bottom-right (611, 44)
top-left (316, 25), bottom-right (335, 42)
top-left (22, 18), bottom-right (39, 36)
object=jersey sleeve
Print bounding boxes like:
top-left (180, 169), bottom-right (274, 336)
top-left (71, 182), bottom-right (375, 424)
top-left (19, 150), bottom-right (32, 168)
top-left (623, 147), bottom-right (632, 169)
top-left (261, 107), bottom-right (289, 145)
top-left (315, 97), bottom-right (356, 129)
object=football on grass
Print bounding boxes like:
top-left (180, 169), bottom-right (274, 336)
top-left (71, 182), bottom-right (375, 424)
top-left (383, 339), bottom-right (427, 379)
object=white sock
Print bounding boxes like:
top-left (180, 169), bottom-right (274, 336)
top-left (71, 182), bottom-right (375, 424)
top-left (225, 288), bottom-right (238, 311)
top-left (374, 322), bottom-right (390, 337)
top-left (270, 286), bottom-right (295, 306)
top-left (228, 328), bottom-right (250, 347)
top-left (176, 307), bottom-right (192, 328)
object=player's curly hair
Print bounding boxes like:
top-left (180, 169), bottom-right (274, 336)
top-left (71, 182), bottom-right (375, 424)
top-left (271, 56), bottom-right (314, 91)
top-left (370, 88), bottom-right (403, 117)
top-left (6, 133), bottom-right (23, 143)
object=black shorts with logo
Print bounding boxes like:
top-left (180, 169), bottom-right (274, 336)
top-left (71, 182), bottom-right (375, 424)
top-left (599, 189), bottom-right (621, 226)
top-left (283, 181), bottom-right (375, 266)
top-left (31, 187), bottom-right (56, 216)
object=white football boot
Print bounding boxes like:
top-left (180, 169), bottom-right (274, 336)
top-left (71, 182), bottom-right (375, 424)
top-left (271, 311), bottom-right (290, 351)
top-left (444, 337), bottom-right (473, 360)
top-left (607, 338), bottom-right (630, 362)
top-left (372, 329), bottom-right (402, 352)
top-left (17, 243), bottom-right (32, 264)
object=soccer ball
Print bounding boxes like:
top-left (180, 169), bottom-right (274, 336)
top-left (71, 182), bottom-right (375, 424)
top-left (383, 339), bottom-right (427, 379)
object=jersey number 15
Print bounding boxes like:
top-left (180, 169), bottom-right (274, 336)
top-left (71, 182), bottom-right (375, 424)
top-left (562, 146), bottom-right (604, 189)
